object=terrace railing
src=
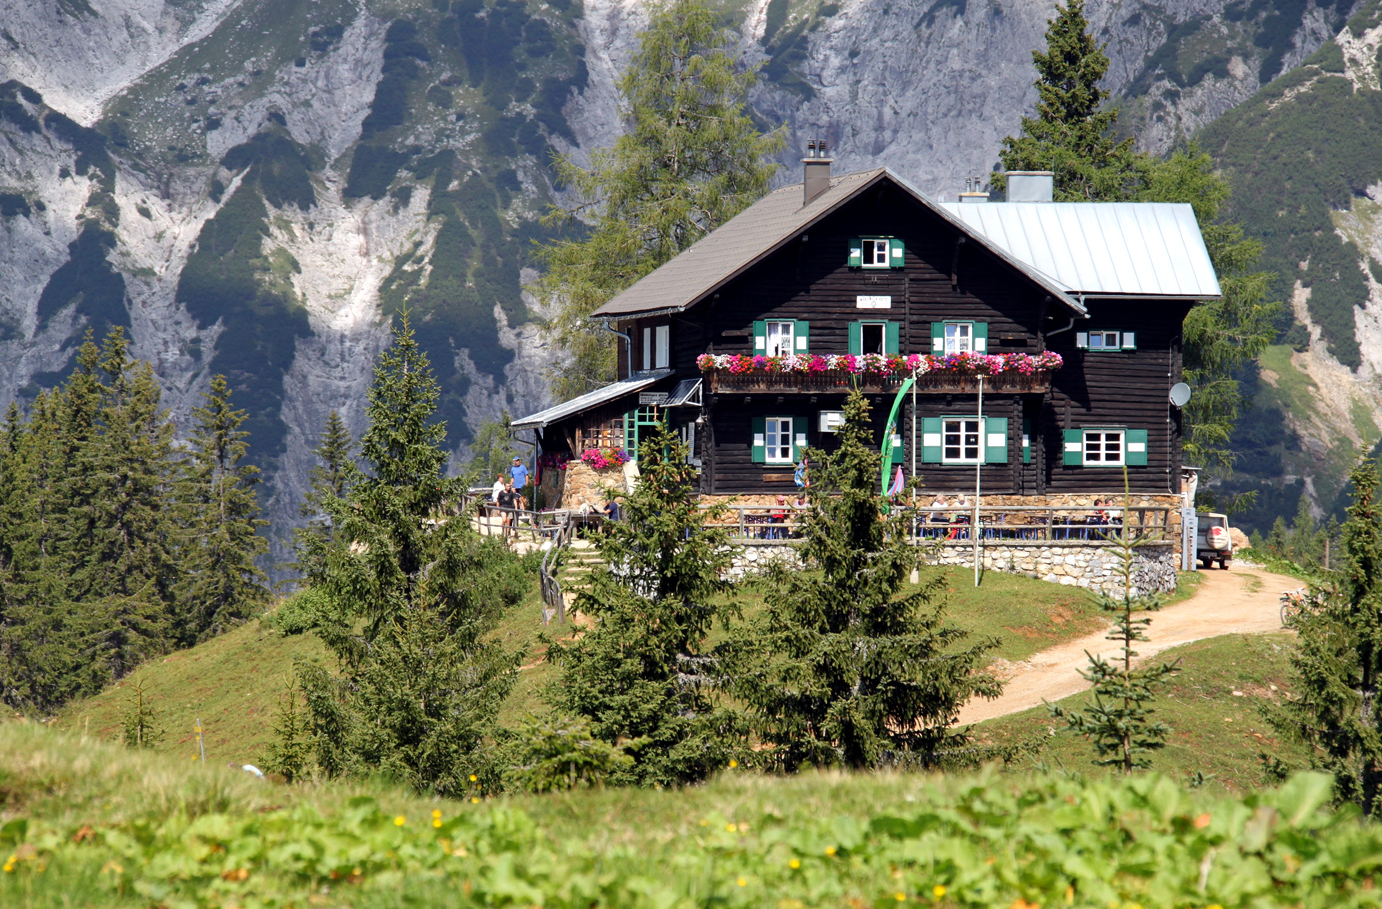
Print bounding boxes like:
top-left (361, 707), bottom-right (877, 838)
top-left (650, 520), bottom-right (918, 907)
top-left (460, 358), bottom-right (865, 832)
top-left (704, 369), bottom-right (1053, 395)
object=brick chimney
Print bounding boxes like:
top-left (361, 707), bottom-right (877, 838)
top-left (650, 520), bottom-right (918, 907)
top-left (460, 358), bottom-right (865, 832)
top-left (803, 138), bottom-right (832, 205)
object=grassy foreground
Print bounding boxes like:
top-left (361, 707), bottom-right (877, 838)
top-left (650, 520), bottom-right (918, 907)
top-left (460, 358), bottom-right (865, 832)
top-left (3, 721), bottom-right (1379, 909)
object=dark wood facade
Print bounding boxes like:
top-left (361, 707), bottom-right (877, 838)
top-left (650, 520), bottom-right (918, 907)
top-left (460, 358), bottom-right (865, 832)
top-left (539, 175), bottom-right (1198, 498)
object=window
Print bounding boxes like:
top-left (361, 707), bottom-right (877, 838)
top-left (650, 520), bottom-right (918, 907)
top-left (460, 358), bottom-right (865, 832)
top-left (1084, 430), bottom-right (1123, 465)
top-left (641, 326), bottom-right (651, 372)
top-left (848, 320), bottom-right (899, 355)
top-left (930, 321), bottom-right (988, 353)
top-left (920, 416), bottom-right (1008, 464)
top-left (1076, 330), bottom-right (1136, 351)
top-left (848, 237), bottom-right (905, 268)
top-left (819, 410), bottom-right (844, 433)
top-left (752, 415), bottom-right (806, 464)
top-left (765, 320), bottom-right (795, 357)
top-left (1062, 428), bottom-right (1148, 467)
top-left (654, 324), bottom-right (670, 368)
top-left (753, 319), bottom-right (809, 354)
top-left (942, 418), bottom-right (981, 463)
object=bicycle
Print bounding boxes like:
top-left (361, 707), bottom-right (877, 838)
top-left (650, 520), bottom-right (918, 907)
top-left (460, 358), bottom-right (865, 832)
top-left (1280, 588), bottom-right (1307, 629)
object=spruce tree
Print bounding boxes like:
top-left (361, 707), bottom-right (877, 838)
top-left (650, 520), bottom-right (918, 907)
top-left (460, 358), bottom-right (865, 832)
top-left (550, 421), bottom-right (743, 786)
top-left (120, 678), bottom-right (164, 750)
top-left (535, 0), bottom-right (784, 398)
top-left (732, 390), bottom-right (1001, 771)
top-left (265, 675), bottom-right (313, 783)
top-left (177, 375), bottom-right (269, 642)
top-left (1050, 489), bottom-right (1180, 774)
top-left (294, 410), bottom-right (356, 584)
top-left (1273, 459), bottom-right (1382, 814)
top-left (297, 313), bottom-right (528, 795)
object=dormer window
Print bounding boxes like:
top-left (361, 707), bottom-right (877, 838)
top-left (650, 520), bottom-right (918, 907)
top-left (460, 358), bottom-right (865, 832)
top-left (848, 237), bottom-right (905, 269)
top-left (1076, 330), bottom-right (1136, 351)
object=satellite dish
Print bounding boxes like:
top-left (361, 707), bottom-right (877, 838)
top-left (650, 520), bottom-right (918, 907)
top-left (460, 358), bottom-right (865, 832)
top-left (1169, 383), bottom-right (1192, 408)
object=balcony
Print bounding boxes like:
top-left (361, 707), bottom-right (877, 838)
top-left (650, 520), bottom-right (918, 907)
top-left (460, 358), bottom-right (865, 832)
top-left (698, 352), bottom-right (1061, 396)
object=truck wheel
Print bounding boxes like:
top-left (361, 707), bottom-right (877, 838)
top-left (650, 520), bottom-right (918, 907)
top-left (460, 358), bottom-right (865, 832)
top-left (1199, 557), bottom-right (1212, 569)
top-left (1219, 559), bottom-right (1231, 570)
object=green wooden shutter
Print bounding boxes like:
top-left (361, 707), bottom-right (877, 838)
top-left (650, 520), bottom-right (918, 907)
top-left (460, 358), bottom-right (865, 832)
top-left (884, 321), bottom-right (900, 355)
top-left (848, 238), bottom-right (862, 267)
top-left (984, 417), bottom-right (1008, 464)
top-left (930, 322), bottom-right (944, 353)
top-left (1121, 331), bottom-right (1137, 350)
top-left (795, 320), bottom-right (810, 353)
top-left (921, 417), bottom-right (943, 464)
top-left (753, 320), bottom-right (767, 352)
top-left (1063, 429), bottom-right (1084, 466)
top-left (1021, 416), bottom-right (1032, 464)
top-left (1125, 429), bottom-right (1148, 466)
top-left (751, 416), bottom-right (766, 463)
top-left (972, 322), bottom-right (989, 353)
top-left (791, 422), bottom-right (807, 461)
top-left (848, 321), bottom-right (863, 355)
top-left (888, 237), bottom-right (905, 268)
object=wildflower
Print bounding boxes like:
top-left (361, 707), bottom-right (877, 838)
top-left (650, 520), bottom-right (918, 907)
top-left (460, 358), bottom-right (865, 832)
top-left (1194, 814), bottom-right (1211, 829)
top-left (825, 846), bottom-right (837, 857)
top-left (736, 877), bottom-right (747, 887)
top-left (895, 893), bottom-right (906, 902)
top-left (725, 823), bottom-right (736, 832)
top-left (433, 819), bottom-right (442, 828)
top-left (728, 759), bottom-right (738, 768)
top-left (789, 859), bottom-right (801, 870)
top-left (432, 809), bottom-right (442, 819)
top-left (469, 774), bottom-right (478, 783)
top-left (933, 885), bottom-right (947, 898)
top-left (471, 796), bottom-right (480, 804)
top-left (394, 816), bottom-right (406, 827)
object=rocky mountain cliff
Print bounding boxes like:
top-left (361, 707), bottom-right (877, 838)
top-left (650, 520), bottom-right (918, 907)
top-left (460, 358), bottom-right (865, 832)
top-left (0, 0), bottom-right (1365, 560)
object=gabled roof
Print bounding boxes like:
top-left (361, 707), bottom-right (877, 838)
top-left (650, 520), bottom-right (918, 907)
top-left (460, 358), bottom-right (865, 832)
top-left (940, 203), bottom-right (1221, 299)
top-left (590, 168), bottom-right (1088, 319)
top-left (511, 371), bottom-right (669, 431)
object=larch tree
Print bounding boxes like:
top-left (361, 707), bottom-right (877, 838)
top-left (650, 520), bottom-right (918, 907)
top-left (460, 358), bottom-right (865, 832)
top-left (549, 420), bottom-right (744, 786)
top-left (535, 0), bottom-right (784, 399)
top-left (732, 390), bottom-right (1001, 771)
top-left (177, 374), bottom-right (269, 642)
top-left (297, 312), bottom-right (529, 795)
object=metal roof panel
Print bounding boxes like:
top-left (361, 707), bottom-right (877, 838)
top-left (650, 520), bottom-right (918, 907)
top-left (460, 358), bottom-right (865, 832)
top-left (510, 371), bottom-right (668, 430)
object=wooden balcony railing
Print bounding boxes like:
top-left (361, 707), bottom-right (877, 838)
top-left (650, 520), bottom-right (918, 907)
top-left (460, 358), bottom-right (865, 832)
top-left (705, 369), bottom-right (1053, 395)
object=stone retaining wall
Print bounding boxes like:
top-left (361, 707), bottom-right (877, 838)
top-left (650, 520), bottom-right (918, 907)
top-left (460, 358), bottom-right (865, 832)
top-left (718, 539), bottom-right (1178, 596)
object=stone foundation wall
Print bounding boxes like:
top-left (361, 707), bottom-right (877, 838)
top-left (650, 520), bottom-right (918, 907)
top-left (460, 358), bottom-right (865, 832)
top-left (930, 541), bottom-right (1178, 597)
top-left (547, 462), bottom-right (633, 511)
top-left (722, 542), bottom-right (803, 581)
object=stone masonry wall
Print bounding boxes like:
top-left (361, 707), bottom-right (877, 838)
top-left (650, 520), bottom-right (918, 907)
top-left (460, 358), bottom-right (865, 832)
top-left (930, 541), bottom-right (1178, 597)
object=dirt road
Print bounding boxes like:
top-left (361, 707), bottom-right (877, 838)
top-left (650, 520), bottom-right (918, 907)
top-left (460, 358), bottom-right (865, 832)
top-left (957, 564), bottom-right (1300, 725)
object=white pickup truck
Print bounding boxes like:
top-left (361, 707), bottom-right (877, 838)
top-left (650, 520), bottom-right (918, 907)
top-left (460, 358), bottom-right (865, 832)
top-left (1196, 512), bottom-right (1233, 570)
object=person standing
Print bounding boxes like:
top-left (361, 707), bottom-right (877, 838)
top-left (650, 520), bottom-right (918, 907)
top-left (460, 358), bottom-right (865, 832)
top-left (497, 478), bottom-right (519, 541)
top-left (510, 456), bottom-right (530, 501)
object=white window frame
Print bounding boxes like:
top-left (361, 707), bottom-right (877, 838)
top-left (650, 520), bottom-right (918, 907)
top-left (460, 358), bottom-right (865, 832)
top-left (654, 324), bottom-right (670, 369)
top-left (765, 320), bottom-right (796, 357)
top-left (1087, 330), bottom-right (1121, 350)
top-left (1083, 430), bottom-right (1124, 466)
top-left (641, 326), bottom-right (652, 372)
top-left (943, 322), bottom-right (974, 354)
top-left (863, 238), bottom-right (890, 268)
top-left (765, 416), bottom-right (794, 464)
top-left (859, 321), bottom-right (888, 355)
top-left (942, 417), bottom-right (982, 464)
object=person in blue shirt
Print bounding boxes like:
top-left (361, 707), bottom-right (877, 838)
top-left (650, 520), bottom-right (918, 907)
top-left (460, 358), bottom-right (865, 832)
top-left (510, 457), bottom-right (530, 493)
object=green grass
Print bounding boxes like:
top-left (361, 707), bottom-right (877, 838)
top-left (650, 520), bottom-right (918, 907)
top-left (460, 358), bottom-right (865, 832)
top-left (973, 633), bottom-right (1311, 792)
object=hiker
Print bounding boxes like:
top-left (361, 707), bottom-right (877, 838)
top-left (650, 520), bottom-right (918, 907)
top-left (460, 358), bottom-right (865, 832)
top-left (497, 478), bottom-right (519, 540)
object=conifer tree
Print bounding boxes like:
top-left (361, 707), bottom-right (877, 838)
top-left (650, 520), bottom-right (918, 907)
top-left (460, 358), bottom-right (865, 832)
top-left (120, 678), bottom-right (164, 750)
top-left (177, 375), bottom-right (269, 642)
top-left (550, 421), bottom-right (743, 786)
top-left (1273, 458), bottom-right (1382, 814)
top-left (265, 675), bottom-right (313, 783)
top-left (993, 0), bottom-right (1139, 200)
top-left (293, 410), bottom-right (356, 579)
top-left (732, 390), bottom-right (1001, 771)
top-left (535, 0), bottom-right (784, 398)
top-left (1050, 487), bottom-right (1180, 774)
top-left (297, 312), bottom-right (527, 795)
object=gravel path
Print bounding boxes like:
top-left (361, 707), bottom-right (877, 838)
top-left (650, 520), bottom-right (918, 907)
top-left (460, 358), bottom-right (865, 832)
top-left (958, 563), bottom-right (1300, 725)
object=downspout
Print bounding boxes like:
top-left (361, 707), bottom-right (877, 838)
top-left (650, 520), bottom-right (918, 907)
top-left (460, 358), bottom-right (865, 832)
top-left (604, 322), bottom-right (634, 376)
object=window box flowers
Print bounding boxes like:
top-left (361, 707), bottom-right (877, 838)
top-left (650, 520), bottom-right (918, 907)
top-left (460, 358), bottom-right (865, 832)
top-left (696, 351), bottom-right (1062, 393)
top-left (581, 448), bottom-right (631, 470)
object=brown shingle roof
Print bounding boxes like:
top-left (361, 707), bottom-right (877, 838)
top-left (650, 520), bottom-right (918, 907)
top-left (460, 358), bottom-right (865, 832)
top-left (589, 167), bottom-right (1087, 319)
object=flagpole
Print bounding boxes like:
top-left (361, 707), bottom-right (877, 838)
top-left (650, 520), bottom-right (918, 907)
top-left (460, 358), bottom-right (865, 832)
top-left (974, 374), bottom-right (983, 588)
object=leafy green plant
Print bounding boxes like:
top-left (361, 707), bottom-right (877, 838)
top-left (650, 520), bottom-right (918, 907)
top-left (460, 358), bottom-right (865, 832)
top-left (503, 714), bottom-right (634, 793)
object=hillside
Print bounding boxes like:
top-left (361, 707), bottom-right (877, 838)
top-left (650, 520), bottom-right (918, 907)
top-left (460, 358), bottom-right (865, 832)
top-left (0, 0), bottom-right (1363, 563)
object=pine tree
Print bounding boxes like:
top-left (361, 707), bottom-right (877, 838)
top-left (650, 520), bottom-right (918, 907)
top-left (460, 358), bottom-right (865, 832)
top-left (1273, 459), bottom-right (1382, 814)
top-left (265, 675), bottom-right (313, 783)
top-left (535, 0), bottom-right (784, 398)
top-left (177, 375), bottom-right (269, 643)
top-left (120, 678), bottom-right (164, 750)
top-left (993, 0), bottom-right (1139, 201)
top-left (550, 421), bottom-right (744, 786)
top-left (1050, 486), bottom-right (1180, 773)
top-left (297, 313), bottom-right (529, 795)
top-left (292, 410), bottom-right (356, 586)
top-left (732, 390), bottom-right (1001, 771)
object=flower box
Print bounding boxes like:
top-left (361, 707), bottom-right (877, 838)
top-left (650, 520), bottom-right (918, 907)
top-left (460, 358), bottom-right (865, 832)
top-left (698, 352), bottom-right (1060, 394)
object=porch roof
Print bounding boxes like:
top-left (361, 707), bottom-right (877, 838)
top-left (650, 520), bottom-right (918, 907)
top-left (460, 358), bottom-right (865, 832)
top-left (511, 370), bottom-right (670, 430)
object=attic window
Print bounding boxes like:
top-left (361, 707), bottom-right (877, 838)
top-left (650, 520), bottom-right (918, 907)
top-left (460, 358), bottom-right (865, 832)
top-left (849, 237), bottom-right (905, 269)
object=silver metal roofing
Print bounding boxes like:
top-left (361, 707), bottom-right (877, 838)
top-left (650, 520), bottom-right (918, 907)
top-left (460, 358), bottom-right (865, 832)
top-left (939, 202), bottom-right (1222, 299)
top-left (591, 168), bottom-right (1086, 319)
top-left (511, 371), bottom-right (668, 430)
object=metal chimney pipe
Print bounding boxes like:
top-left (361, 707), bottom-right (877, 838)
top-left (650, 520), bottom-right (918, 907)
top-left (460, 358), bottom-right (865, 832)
top-left (803, 136), bottom-right (832, 205)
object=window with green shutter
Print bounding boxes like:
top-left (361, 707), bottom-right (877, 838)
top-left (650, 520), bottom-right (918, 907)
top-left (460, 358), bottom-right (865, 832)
top-left (930, 321), bottom-right (988, 353)
top-left (756, 319), bottom-right (809, 355)
top-left (854, 237), bottom-right (905, 269)
top-left (1061, 428), bottom-right (1149, 466)
top-left (1076, 330), bottom-right (1136, 351)
top-left (1022, 416), bottom-right (1032, 464)
top-left (850, 320), bottom-right (899, 355)
top-left (753, 416), bottom-right (799, 464)
top-left (848, 238), bottom-right (863, 267)
top-left (920, 416), bottom-right (1008, 464)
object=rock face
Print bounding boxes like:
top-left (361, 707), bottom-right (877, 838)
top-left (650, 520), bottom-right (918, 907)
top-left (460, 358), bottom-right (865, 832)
top-left (0, 0), bottom-right (1362, 564)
